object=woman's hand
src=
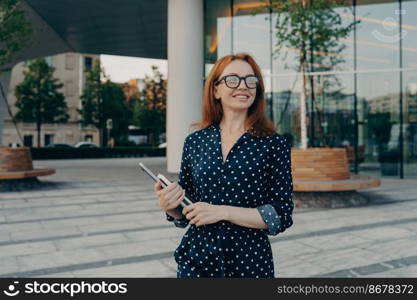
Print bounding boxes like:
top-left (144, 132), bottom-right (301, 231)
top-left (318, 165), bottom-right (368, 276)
top-left (182, 202), bottom-right (227, 226)
top-left (154, 181), bottom-right (185, 214)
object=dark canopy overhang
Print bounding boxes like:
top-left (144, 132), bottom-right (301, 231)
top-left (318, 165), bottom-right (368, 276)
top-left (5, 0), bottom-right (167, 68)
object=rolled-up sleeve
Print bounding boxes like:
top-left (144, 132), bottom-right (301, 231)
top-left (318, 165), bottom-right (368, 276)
top-left (256, 134), bottom-right (294, 235)
top-left (166, 136), bottom-right (195, 228)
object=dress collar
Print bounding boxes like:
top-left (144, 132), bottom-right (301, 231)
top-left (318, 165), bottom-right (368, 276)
top-left (211, 123), bottom-right (254, 135)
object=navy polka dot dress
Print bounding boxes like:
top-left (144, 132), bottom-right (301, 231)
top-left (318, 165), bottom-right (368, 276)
top-left (166, 124), bottom-right (294, 278)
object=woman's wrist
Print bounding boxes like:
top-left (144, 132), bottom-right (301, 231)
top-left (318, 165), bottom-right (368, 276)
top-left (166, 208), bottom-right (183, 220)
top-left (220, 205), bottom-right (230, 222)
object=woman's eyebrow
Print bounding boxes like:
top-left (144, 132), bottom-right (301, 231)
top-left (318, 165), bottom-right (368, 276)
top-left (224, 73), bottom-right (255, 76)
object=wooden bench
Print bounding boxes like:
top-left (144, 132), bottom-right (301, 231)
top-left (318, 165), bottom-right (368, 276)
top-left (345, 145), bottom-right (365, 164)
top-left (291, 147), bottom-right (379, 192)
top-left (0, 147), bottom-right (55, 180)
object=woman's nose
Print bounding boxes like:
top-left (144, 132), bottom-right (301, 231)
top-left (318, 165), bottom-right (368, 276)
top-left (237, 79), bottom-right (247, 90)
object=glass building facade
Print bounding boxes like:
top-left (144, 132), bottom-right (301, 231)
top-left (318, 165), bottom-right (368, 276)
top-left (204, 0), bottom-right (417, 179)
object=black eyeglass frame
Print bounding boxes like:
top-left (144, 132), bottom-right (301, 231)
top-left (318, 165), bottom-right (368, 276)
top-left (215, 75), bottom-right (260, 89)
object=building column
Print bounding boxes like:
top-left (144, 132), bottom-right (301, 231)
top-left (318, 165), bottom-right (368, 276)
top-left (0, 71), bottom-right (12, 147)
top-left (167, 0), bottom-right (204, 173)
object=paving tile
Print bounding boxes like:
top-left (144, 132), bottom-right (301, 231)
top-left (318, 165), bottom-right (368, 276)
top-left (361, 265), bottom-right (417, 278)
top-left (10, 227), bottom-right (82, 241)
top-left (53, 234), bottom-right (130, 250)
top-left (0, 232), bottom-right (11, 243)
top-left (350, 226), bottom-right (416, 241)
top-left (16, 249), bottom-right (107, 273)
top-left (72, 260), bottom-right (172, 277)
top-left (77, 221), bottom-right (144, 234)
top-left (0, 241), bottom-right (56, 259)
top-left (1, 157), bottom-right (416, 278)
top-left (96, 239), bottom-right (177, 260)
top-left (123, 227), bottom-right (180, 242)
top-left (0, 257), bottom-right (20, 275)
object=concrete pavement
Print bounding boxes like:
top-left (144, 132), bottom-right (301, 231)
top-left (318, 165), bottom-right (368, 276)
top-left (0, 157), bottom-right (416, 278)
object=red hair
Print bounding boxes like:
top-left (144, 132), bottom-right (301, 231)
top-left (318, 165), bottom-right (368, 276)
top-left (192, 53), bottom-right (276, 137)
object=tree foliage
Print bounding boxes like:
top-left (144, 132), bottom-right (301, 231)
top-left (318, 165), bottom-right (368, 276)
top-left (14, 58), bottom-right (69, 147)
top-left (258, 0), bottom-right (358, 148)
top-left (131, 65), bottom-right (166, 145)
top-left (101, 81), bottom-right (132, 144)
top-left (78, 60), bottom-right (131, 146)
top-left (0, 0), bottom-right (32, 69)
top-left (78, 60), bottom-right (102, 129)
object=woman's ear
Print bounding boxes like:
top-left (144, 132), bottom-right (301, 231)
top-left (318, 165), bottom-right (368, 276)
top-left (213, 85), bottom-right (220, 100)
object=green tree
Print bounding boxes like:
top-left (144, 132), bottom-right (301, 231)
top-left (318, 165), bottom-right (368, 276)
top-left (131, 66), bottom-right (166, 146)
top-left (101, 81), bottom-right (131, 146)
top-left (259, 0), bottom-right (358, 149)
top-left (78, 60), bottom-right (104, 146)
top-left (0, 0), bottom-right (32, 146)
top-left (0, 0), bottom-right (32, 69)
top-left (368, 112), bottom-right (394, 155)
top-left (14, 58), bottom-right (69, 147)
top-left (78, 60), bottom-right (131, 146)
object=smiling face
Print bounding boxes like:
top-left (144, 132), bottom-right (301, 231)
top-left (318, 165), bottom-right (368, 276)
top-left (213, 59), bottom-right (257, 113)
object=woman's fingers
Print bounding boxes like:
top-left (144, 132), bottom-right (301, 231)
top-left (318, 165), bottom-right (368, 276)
top-left (173, 189), bottom-right (185, 207)
top-left (154, 181), bottom-right (161, 193)
top-left (165, 184), bottom-right (181, 202)
top-left (166, 189), bottom-right (183, 210)
top-left (190, 215), bottom-right (200, 225)
top-left (186, 207), bottom-right (198, 220)
top-left (182, 203), bottom-right (194, 216)
top-left (155, 181), bottom-right (185, 212)
top-left (169, 187), bottom-right (183, 204)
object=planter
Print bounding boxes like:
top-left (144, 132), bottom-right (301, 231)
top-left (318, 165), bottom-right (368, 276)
top-left (291, 147), bottom-right (380, 207)
top-left (292, 147), bottom-right (349, 181)
top-left (0, 147), bottom-right (33, 172)
top-left (378, 149), bottom-right (400, 176)
top-left (0, 147), bottom-right (55, 183)
top-left (380, 162), bottom-right (399, 176)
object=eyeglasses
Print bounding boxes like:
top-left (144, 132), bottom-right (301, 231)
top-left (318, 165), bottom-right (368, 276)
top-left (215, 75), bottom-right (259, 89)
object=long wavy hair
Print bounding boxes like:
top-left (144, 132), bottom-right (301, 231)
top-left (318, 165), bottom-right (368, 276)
top-left (192, 53), bottom-right (276, 137)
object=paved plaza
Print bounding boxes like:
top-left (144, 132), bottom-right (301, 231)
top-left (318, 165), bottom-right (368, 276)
top-left (0, 157), bottom-right (416, 278)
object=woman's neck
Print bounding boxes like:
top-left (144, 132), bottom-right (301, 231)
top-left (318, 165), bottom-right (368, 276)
top-left (219, 111), bottom-right (248, 135)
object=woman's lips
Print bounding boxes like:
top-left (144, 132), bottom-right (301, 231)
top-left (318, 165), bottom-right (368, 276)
top-left (233, 95), bottom-right (249, 100)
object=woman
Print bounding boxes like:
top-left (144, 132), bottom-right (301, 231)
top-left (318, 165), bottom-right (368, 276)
top-left (154, 53), bottom-right (294, 278)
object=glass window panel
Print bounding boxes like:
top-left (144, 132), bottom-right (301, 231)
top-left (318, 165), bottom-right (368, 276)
top-left (271, 74), bottom-right (300, 143)
top-left (204, 0), bottom-right (232, 76)
top-left (358, 71), bottom-right (400, 177)
top-left (403, 0), bottom-right (417, 178)
top-left (233, 0), bottom-right (270, 71)
top-left (356, 0), bottom-right (400, 70)
top-left (355, 1), bottom-right (401, 177)
top-left (271, 1), bottom-right (355, 148)
top-left (233, 0), bottom-right (272, 112)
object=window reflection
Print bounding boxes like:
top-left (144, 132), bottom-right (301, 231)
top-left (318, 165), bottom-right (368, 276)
top-left (204, 0), bottom-right (233, 76)
top-left (403, 0), bottom-right (417, 178)
top-left (356, 1), bottom-right (400, 177)
top-left (203, 0), bottom-right (417, 178)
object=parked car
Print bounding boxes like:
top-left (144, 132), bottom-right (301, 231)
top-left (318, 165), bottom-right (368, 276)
top-left (74, 142), bottom-right (99, 148)
top-left (45, 143), bottom-right (74, 148)
top-left (158, 142), bottom-right (167, 149)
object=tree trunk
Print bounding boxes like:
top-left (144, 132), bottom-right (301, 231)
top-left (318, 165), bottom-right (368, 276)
top-left (299, 4), bottom-right (308, 150)
top-left (36, 69), bottom-right (42, 147)
top-left (37, 122), bottom-right (41, 147)
top-left (300, 60), bottom-right (308, 150)
top-left (309, 70), bottom-right (316, 147)
top-left (99, 128), bottom-right (104, 148)
top-left (36, 98), bottom-right (41, 147)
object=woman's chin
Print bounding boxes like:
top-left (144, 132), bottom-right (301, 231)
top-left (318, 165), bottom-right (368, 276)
top-left (223, 101), bottom-right (254, 110)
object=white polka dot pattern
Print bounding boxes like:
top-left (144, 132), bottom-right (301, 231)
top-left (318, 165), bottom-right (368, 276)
top-left (165, 124), bottom-right (294, 278)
